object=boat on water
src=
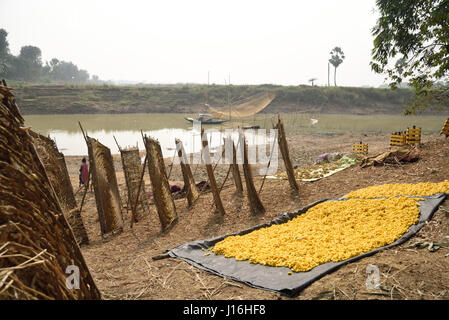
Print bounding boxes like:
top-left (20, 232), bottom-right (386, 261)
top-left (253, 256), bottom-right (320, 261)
top-left (184, 113), bottom-right (228, 125)
top-left (243, 125), bottom-right (260, 130)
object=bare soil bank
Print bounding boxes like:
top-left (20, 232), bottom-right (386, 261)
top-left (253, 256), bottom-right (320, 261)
top-left (13, 84), bottom-right (444, 115)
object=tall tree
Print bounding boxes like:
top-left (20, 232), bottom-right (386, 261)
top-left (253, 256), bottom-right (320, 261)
top-left (0, 29), bottom-right (10, 76)
top-left (19, 46), bottom-right (42, 66)
top-left (329, 47), bottom-right (345, 86)
top-left (18, 46), bottom-right (43, 80)
top-left (371, 0), bottom-right (449, 114)
top-left (0, 29), bottom-right (9, 59)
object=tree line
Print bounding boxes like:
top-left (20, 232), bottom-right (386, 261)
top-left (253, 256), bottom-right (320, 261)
top-left (0, 28), bottom-right (101, 84)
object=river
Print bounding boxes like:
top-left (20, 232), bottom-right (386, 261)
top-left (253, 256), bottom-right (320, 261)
top-left (23, 113), bottom-right (446, 156)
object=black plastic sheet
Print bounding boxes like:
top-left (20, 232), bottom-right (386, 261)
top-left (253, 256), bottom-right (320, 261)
top-left (167, 194), bottom-right (447, 296)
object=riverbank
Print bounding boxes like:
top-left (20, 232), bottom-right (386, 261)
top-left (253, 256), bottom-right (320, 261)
top-left (12, 83), bottom-right (438, 115)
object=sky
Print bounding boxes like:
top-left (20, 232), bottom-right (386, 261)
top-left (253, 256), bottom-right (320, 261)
top-left (0, 0), bottom-right (387, 87)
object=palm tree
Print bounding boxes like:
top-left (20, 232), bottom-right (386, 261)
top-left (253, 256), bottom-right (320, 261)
top-left (329, 47), bottom-right (345, 86)
top-left (308, 77), bottom-right (317, 86)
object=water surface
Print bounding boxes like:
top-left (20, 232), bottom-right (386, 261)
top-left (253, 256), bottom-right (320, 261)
top-left (24, 113), bottom-right (446, 156)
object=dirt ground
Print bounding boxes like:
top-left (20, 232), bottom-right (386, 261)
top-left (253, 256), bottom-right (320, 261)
top-left (65, 131), bottom-right (449, 300)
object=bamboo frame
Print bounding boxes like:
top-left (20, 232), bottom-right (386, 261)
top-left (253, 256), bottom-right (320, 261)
top-left (175, 138), bottom-right (199, 207)
top-left (114, 136), bottom-right (149, 223)
top-left (143, 135), bottom-right (178, 231)
top-left (201, 129), bottom-right (226, 215)
top-left (79, 124), bottom-right (123, 236)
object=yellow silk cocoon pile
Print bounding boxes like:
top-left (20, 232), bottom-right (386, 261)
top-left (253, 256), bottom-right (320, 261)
top-left (346, 180), bottom-right (449, 199)
top-left (212, 197), bottom-right (421, 272)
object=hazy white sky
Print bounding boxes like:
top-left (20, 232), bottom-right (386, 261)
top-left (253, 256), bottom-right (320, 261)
top-left (0, 0), bottom-right (387, 86)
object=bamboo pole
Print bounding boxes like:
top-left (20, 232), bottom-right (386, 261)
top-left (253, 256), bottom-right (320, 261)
top-left (175, 138), bottom-right (199, 207)
top-left (131, 154), bottom-right (147, 228)
top-left (113, 135), bottom-right (122, 152)
top-left (258, 129), bottom-right (278, 195)
top-left (78, 170), bottom-right (91, 216)
top-left (191, 144), bottom-right (226, 206)
top-left (166, 149), bottom-right (177, 181)
top-left (276, 115), bottom-right (299, 193)
top-left (240, 131), bottom-right (265, 215)
top-left (224, 137), bottom-right (243, 195)
top-left (201, 129), bottom-right (225, 215)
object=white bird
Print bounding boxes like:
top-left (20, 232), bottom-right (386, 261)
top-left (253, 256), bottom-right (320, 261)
top-left (310, 119), bottom-right (318, 126)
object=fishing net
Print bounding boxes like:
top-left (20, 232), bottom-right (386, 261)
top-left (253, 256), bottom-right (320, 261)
top-left (30, 131), bottom-right (89, 245)
top-left (0, 82), bottom-right (101, 299)
top-left (209, 91), bottom-right (276, 118)
top-left (86, 137), bottom-right (123, 235)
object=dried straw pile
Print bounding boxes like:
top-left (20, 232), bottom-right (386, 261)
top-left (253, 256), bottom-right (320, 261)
top-left (29, 131), bottom-right (89, 245)
top-left (120, 147), bottom-right (148, 222)
top-left (86, 137), bottom-right (123, 235)
top-left (0, 82), bottom-right (101, 299)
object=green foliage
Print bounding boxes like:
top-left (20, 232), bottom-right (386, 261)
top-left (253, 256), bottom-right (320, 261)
top-left (371, 0), bottom-right (449, 113)
top-left (0, 28), bottom-right (96, 84)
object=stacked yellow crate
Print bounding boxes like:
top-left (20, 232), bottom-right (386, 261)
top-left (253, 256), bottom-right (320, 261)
top-left (390, 131), bottom-right (407, 148)
top-left (406, 126), bottom-right (421, 145)
top-left (440, 118), bottom-right (449, 138)
top-left (352, 141), bottom-right (368, 155)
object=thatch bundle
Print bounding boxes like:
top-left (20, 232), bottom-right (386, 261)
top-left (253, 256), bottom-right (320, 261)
top-left (0, 82), bottom-right (101, 299)
top-left (119, 146), bottom-right (149, 222)
top-left (85, 136), bottom-right (123, 235)
top-left (175, 139), bottom-right (198, 207)
top-left (143, 135), bottom-right (177, 231)
top-left (29, 131), bottom-right (89, 245)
